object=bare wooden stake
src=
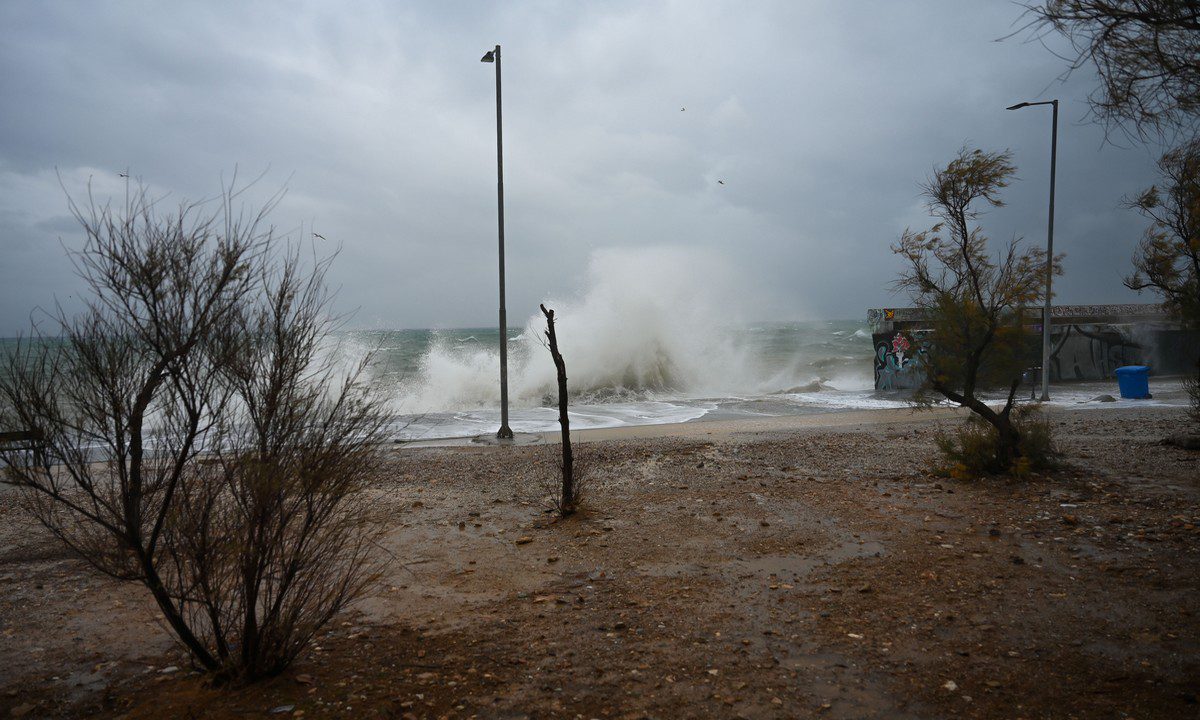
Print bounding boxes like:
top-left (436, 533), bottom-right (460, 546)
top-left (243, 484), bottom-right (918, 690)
top-left (540, 303), bottom-right (574, 514)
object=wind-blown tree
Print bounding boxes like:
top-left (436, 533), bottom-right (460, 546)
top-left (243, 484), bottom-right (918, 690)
top-left (1022, 0), bottom-right (1200, 140)
top-left (0, 181), bottom-right (388, 683)
top-left (1125, 137), bottom-right (1200, 421)
top-left (894, 148), bottom-right (1061, 473)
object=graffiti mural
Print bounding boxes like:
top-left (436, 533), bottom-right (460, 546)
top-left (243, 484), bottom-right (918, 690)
top-left (873, 331), bottom-right (926, 390)
top-left (868, 303), bottom-right (1199, 389)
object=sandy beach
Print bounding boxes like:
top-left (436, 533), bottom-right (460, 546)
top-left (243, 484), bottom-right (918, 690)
top-left (1, 404), bottom-right (1197, 719)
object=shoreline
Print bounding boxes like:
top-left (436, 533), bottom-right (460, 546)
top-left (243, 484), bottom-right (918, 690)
top-left (390, 375), bottom-right (1191, 448)
top-left (397, 406), bottom-right (970, 448)
top-left (396, 399), bottom-right (1181, 448)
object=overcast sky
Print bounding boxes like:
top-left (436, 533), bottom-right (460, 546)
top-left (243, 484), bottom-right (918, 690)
top-left (0, 0), bottom-right (1174, 335)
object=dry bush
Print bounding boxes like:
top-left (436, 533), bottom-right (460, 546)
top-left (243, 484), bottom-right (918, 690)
top-left (935, 406), bottom-right (1061, 479)
top-left (0, 180), bottom-right (388, 684)
top-left (538, 442), bottom-right (594, 516)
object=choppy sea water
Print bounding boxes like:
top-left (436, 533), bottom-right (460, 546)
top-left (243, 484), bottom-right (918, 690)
top-left (350, 320), bottom-right (888, 441)
top-left (2, 321), bottom-right (1188, 444)
top-left (337, 322), bottom-right (1188, 441)
top-left (2, 247), bottom-right (1190, 442)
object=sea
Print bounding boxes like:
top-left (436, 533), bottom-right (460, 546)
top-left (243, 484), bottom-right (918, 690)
top-left (346, 319), bottom-right (897, 441)
top-left (4, 241), bottom-right (1189, 442)
top-left (346, 317), bottom-right (1189, 442)
top-left (3, 319), bottom-right (1187, 444)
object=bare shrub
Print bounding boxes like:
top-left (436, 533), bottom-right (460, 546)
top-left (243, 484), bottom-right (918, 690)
top-left (0, 180), bottom-right (388, 684)
top-left (539, 443), bottom-right (593, 516)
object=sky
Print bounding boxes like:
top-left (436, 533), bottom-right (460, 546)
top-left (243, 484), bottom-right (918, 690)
top-left (0, 0), bottom-right (1176, 335)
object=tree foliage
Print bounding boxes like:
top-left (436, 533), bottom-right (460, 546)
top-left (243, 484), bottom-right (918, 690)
top-left (1125, 137), bottom-right (1200, 419)
top-left (894, 148), bottom-right (1061, 470)
top-left (1126, 137), bottom-right (1200, 325)
top-left (1023, 0), bottom-right (1200, 140)
top-left (0, 181), bottom-right (388, 683)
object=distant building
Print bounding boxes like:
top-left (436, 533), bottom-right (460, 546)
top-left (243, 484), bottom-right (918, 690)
top-left (866, 303), bottom-right (1197, 391)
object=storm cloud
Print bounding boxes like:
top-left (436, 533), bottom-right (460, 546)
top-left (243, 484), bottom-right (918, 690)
top-left (0, 0), bottom-right (1173, 335)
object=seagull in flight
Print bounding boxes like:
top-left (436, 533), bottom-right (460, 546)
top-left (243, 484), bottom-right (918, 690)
top-left (312, 232), bottom-right (326, 240)
top-left (717, 180), bottom-right (725, 185)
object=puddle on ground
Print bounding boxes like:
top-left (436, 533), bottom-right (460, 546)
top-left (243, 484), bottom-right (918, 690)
top-left (731, 539), bottom-right (886, 579)
top-left (639, 537), bottom-right (887, 583)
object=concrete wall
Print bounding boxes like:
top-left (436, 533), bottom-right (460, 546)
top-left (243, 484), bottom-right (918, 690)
top-left (867, 304), bottom-right (1198, 391)
top-left (872, 330), bottom-right (926, 391)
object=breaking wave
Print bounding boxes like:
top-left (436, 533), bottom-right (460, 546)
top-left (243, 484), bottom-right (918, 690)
top-left (385, 246), bottom-right (874, 415)
top-left (395, 246), bottom-right (758, 412)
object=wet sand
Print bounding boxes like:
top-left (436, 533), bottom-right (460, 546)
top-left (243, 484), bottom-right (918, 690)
top-left (1, 404), bottom-right (1197, 718)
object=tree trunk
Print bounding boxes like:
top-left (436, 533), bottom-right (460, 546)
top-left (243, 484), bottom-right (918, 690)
top-left (992, 412), bottom-right (1023, 467)
top-left (933, 378), bottom-right (1024, 467)
top-left (139, 552), bottom-right (221, 671)
top-left (540, 304), bottom-right (574, 514)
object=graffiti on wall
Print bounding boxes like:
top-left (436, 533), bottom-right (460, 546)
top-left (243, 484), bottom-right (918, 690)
top-left (873, 331), bottom-right (926, 390)
top-left (866, 307), bottom-right (897, 330)
top-left (1049, 324), bottom-right (1145, 381)
top-left (867, 305), bottom-right (1198, 389)
top-left (873, 325), bottom-right (1140, 389)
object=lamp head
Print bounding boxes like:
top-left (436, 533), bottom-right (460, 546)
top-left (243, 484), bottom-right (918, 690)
top-left (1007, 102), bottom-right (1030, 110)
top-left (481, 50), bottom-right (495, 63)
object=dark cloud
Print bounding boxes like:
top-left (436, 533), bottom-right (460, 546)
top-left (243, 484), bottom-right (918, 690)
top-left (0, 0), bottom-right (1172, 335)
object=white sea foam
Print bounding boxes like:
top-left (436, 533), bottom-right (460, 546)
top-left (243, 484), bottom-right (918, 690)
top-left (395, 399), bottom-right (717, 441)
top-left (395, 246), bottom-right (761, 413)
top-left (313, 246), bottom-right (901, 438)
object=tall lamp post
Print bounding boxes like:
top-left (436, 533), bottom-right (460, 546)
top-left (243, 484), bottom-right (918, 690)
top-left (482, 45), bottom-right (513, 439)
top-left (1007, 98), bottom-right (1058, 402)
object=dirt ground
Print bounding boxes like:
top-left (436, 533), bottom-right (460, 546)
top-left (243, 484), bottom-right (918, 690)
top-left (1, 405), bottom-right (1198, 719)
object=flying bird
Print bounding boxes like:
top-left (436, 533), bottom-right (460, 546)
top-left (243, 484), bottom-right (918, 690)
top-left (312, 232), bottom-right (326, 240)
top-left (680, 107), bottom-right (685, 111)
top-left (717, 180), bottom-right (725, 185)
top-left (118, 172), bottom-right (128, 178)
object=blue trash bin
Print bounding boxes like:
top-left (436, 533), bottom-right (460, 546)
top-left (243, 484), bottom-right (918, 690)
top-left (1115, 365), bottom-right (1151, 399)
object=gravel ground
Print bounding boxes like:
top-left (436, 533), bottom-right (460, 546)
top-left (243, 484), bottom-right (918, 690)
top-left (1, 405), bottom-right (1197, 719)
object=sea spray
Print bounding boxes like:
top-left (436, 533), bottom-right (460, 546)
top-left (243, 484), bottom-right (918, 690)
top-left (292, 245), bottom-right (896, 438)
top-left (395, 246), bottom-right (758, 412)
top-left (515, 246), bottom-right (755, 401)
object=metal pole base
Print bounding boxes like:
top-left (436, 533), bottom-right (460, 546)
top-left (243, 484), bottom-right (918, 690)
top-left (1039, 393), bottom-right (1050, 402)
top-left (496, 425), bottom-right (514, 440)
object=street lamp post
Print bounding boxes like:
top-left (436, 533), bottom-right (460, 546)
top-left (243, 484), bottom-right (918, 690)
top-left (1007, 98), bottom-right (1058, 402)
top-left (482, 45), bottom-right (513, 440)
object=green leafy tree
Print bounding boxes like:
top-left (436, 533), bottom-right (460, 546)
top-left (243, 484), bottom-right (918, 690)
top-left (894, 148), bottom-right (1061, 472)
top-left (1125, 137), bottom-right (1200, 420)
